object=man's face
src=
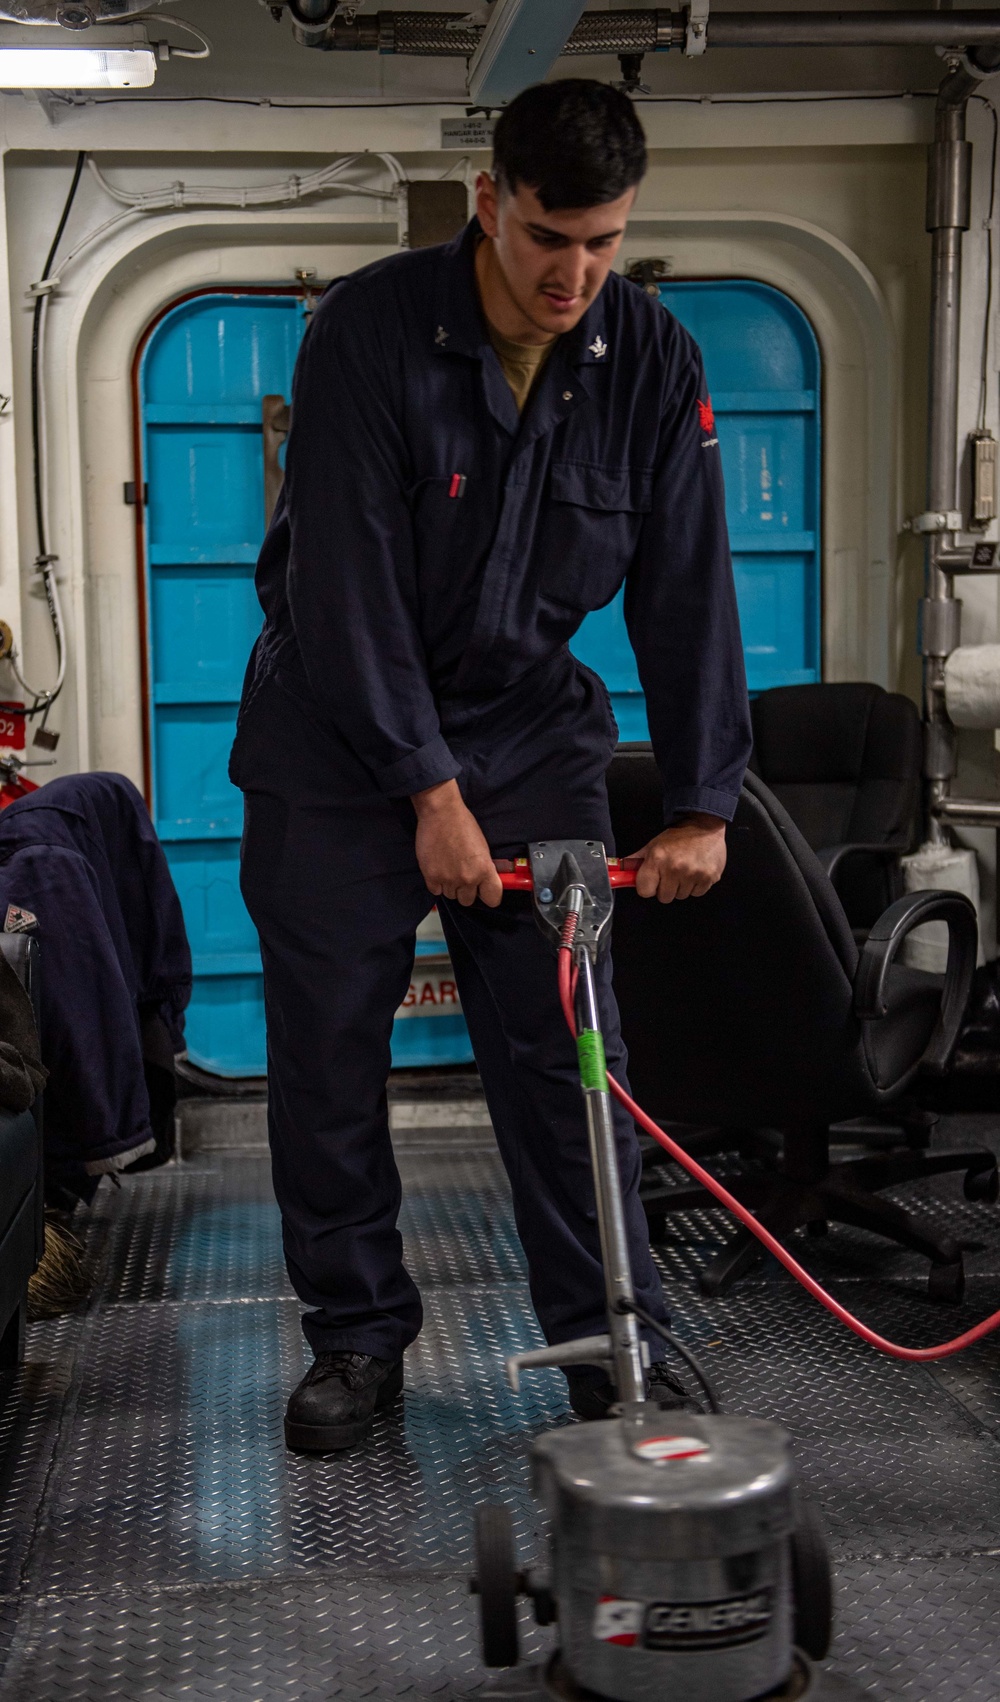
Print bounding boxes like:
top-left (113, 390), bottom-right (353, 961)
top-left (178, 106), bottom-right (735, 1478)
top-left (475, 173), bottom-right (635, 338)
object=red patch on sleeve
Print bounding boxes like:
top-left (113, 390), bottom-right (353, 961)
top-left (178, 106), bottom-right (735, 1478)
top-left (697, 397), bottom-right (715, 434)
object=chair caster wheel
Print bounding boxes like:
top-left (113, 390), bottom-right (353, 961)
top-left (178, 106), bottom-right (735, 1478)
top-left (901, 1108), bottom-right (937, 1151)
top-left (644, 1212), bottom-right (667, 1244)
top-left (964, 1164), bottom-right (999, 1204)
top-left (927, 1259), bottom-right (965, 1304)
top-left (806, 1220), bottom-right (828, 1237)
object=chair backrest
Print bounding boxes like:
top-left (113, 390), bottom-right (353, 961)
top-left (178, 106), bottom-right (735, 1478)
top-left (749, 682), bottom-right (921, 850)
top-left (749, 683), bottom-right (922, 930)
top-left (607, 751), bottom-right (876, 1126)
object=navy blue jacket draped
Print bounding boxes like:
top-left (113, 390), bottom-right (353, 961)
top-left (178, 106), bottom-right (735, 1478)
top-left (0, 774), bottom-right (191, 1188)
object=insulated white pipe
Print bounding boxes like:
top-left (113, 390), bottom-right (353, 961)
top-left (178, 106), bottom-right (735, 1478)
top-left (944, 645), bottom-right (1000, 729)
top-left (900, 843), bottom-right (984, 972)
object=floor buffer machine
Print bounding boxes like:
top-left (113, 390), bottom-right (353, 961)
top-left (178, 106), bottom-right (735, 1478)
top-left (470, 841), bottom-right (843, 1702)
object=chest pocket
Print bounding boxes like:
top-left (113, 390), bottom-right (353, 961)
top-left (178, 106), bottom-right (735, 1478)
top-left (540, 461), bottom-right (653, 612)
top-left (408, 474), bottom-right (479, 591)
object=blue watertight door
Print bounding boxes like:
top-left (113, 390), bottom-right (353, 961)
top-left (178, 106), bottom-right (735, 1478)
top-left (572, 278), bottom-right (822, 737)
top-left (141, 291), bottom-right (473, 1075)
top-left (142, 279), bottom-right (819, 1076)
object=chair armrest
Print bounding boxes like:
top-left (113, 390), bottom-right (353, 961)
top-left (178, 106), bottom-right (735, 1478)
top-left (853, 890), bottom-right (978, 1072)
top-left (817, 841), bottom-right (908, 882)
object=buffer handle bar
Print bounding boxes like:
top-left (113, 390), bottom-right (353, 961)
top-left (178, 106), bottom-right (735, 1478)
top-left (494, 857), bottom-right (640, 890)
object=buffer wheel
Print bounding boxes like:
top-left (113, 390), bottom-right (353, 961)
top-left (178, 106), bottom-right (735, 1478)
top-left (790, 1496), bottom-right (833, 1661)
top-left (927, 1258), bottom-right (965, 1305)
top-left (964, 1163), bottom-right (999, 1204)
top-left (471, 1505), bottom-right (520, 1668)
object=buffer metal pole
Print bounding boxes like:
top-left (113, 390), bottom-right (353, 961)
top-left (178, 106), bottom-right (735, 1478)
top-left (575, 946), bottom-right (646, 1406)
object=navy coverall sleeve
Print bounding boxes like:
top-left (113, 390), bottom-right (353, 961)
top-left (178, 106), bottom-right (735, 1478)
top-left (283, 299), bottom-right (461, 799)
top-left (624, 353), bottom-right (752, 825)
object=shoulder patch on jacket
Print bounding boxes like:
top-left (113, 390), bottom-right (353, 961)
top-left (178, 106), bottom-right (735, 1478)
top-left (4, 904), bottom-right (36, 934)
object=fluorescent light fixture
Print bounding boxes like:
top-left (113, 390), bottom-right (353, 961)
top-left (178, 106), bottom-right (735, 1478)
top-left (468, 0), bottom-right (587, 105)
top-left (0, 46), bottom-right (155, 88)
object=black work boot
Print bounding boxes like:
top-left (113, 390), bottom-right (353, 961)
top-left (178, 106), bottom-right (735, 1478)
top-left (565, 1360), bottom-right (698, 1421)
top-left (648, 1360), bottom-right (700, 1410)
top-left (284, 1351), bottom-right (404, 1452)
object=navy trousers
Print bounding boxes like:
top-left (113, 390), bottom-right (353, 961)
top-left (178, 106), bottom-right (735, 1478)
top-left (240, 789), bottom-right (667, 1361)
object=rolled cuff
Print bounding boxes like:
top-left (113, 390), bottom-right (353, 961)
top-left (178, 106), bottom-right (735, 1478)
top-left (663, 785), bottom-right (741, 825)
top-left (375, 734), bottom-right (462, 799)
top-left (84, 1135), bottom-right (157, 1177)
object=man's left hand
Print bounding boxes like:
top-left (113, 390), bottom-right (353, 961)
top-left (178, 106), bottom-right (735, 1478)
top-left (629, 813), bottom-right (727, 903)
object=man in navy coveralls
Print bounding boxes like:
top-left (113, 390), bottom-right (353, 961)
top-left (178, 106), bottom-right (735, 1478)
top-left (231, 81), bottom-right (752, 1452)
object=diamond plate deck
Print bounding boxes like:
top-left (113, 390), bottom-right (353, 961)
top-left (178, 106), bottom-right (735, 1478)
top-left (1, 1578), bottom-right (552, 1702)
top-left (81, 1150), bottom-right (527, 1304)
top-left (0, 1117), bottom-right (997, 1698)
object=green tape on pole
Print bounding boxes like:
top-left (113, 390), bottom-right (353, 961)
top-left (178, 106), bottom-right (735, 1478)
top-left (577, 1029), bottom-right (607, 1093)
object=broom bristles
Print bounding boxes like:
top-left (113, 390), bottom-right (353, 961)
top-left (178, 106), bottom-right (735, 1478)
top-left (28, 1218), bottom-right (90, 1320)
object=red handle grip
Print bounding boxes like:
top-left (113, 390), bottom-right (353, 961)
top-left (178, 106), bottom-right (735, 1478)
top-left (495, 859), bottom-right (639, 891)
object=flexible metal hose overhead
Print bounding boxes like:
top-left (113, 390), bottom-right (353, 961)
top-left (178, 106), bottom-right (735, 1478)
top-left (298, 7), bottom-right (1000, 56)
top-left (373, 8), bottom-right (677, 58)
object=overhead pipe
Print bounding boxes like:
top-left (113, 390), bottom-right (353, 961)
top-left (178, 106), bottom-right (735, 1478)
top-left (291, 7), bottom-right (1000, 55)
top-left (705, 12), bottom-right (1000, 49)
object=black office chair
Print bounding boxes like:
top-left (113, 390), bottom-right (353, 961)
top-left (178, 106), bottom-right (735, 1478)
top-left (607, 751), bottom-right (994, 1302)
top-left (749, 682), bottom-right (922, 934)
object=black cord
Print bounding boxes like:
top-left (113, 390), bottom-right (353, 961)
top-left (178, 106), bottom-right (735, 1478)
top-left (31, 150), bottom-right (86, 562)
top-left (617, 1299), bottom-right (722, 1415)
top-left (55, 89), bottom-right (943, 112)
top-left (20, 150), bottom-right (86, 726)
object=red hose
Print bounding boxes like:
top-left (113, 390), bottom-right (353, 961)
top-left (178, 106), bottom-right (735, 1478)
top-left (558, 945), bottom-right (1000, 1363)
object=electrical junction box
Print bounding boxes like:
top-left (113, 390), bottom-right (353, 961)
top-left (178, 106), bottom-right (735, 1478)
top-left (406, 181), bottom-right (468, 249)
top-left (969, 429), bottom-right (998, 526)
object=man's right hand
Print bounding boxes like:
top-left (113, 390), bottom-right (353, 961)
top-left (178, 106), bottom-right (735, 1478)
top-left (411, 780), bottom-right (504, 908)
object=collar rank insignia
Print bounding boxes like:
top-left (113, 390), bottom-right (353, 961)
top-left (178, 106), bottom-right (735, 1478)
top-left (589, 335), bottom-right (607, 359)
top-left (435, 325), bottom-right (449, 345)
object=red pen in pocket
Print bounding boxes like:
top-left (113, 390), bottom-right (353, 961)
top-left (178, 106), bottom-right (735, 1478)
top-left (448, 473), bottom-right (467, 499)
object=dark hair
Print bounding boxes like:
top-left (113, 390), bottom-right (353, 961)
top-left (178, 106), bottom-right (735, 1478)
top-left (492, 80), bottom-right (647, 210)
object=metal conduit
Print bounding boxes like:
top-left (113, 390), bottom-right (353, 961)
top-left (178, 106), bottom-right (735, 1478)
top-left (306, 9), bottom-right (681, 55)
top-left (300, 8), bottom-right (1000, 55)
top-left (707, 12), bottom-right (1000, 49)
top-left (920, 49), bottom-right (1000, 836)
top-left (923, 66), bottom-right (975, 837)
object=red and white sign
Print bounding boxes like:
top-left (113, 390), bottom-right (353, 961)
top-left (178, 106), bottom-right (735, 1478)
top-left (0, 703), bottom-right (25, 751)
top-left (396, 968), bottom-right (462, 1019)
top-left (633, 1435), bottom-right (711, 1464)
top-left (592, 1596), bottom-right (643, 1646)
